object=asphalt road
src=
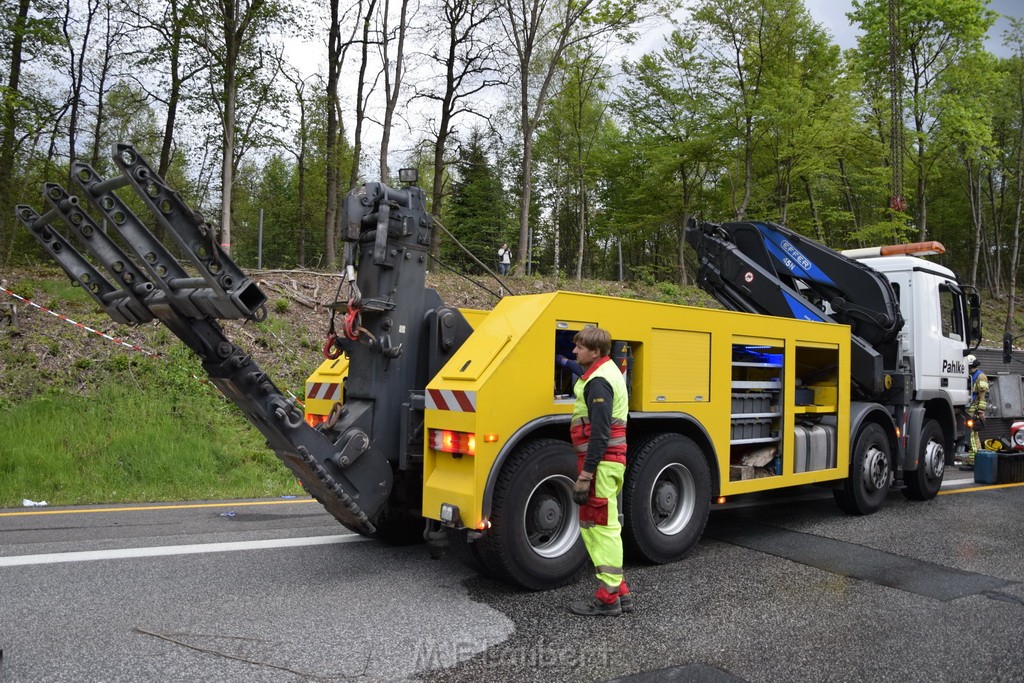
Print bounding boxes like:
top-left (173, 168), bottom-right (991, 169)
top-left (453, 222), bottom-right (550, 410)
top-left (1, 471), bottom-right (1022, 683)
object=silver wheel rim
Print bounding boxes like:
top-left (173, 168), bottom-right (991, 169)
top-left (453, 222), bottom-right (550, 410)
top-left (522, 473), bottom-right (579, 558)
top-left (923, 438), bottom-right (945, 479)
top-left (651, 463), bottom-right (696, 536)
top-left (861, 445), bottom-right (890, 491)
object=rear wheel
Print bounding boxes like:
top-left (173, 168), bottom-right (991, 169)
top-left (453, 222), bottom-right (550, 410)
top-left (474, 439), bottom-right (587, 590)
top-left (903, 419), bottom-right (945, 501)
top-left (834, 422), bottom-right (891, 515)
top-left (623, 433), bottom-right (711, 564)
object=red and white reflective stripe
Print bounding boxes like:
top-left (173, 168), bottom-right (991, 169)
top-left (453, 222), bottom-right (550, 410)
top-left (1, 287), bottom-right (157, 356)
top-left (306, 382), bottom-right (342, 401)
top-left (425, 389), bottom-right (477, 412)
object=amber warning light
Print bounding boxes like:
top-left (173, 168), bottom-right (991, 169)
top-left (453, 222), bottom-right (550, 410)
top-left (305, 413), bottom-right (328, 428)
top-left (841, 241), bottom-right (946, 260)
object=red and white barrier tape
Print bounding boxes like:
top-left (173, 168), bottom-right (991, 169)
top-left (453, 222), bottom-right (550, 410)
top-left (0, 286), bottom-right (158, 357)
top-left (3, 286), bottom-right (307, 405)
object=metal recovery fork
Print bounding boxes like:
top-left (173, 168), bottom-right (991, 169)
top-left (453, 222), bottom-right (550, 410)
top-left (15, 144), bottom-right (392, 534)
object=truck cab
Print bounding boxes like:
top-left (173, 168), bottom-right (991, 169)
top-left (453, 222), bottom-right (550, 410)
top-left (859, 255), bottom-right (975, 409)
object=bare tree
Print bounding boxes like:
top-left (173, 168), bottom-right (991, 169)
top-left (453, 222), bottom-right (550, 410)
top-left (348, 0), bottom-right (379, 189)
top-left (123, 0), bottom-right (208, 178)
top-left (60, 0), bottom-right (101, 182)
top-left (324, 0), bottom-right (361, 268)
top-left (417, 0), bottom-right (501, 258)
top-left (284, 68), bottom-right (312, 267)
top-left (87, 1), bottom-right (131, 169)
top-left (496, 0), bottom-right (638, 272)
top-left (377, 0), bottom-right (412, 181)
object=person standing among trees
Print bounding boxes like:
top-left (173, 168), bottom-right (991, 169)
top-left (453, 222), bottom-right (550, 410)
top-left (497, 243), bottom-right (511, 275)
top-left (567, 326), bottom-right (632, 617)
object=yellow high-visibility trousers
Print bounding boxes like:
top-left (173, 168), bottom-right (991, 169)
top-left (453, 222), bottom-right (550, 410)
top-left (579, 461), bottom-right (626, 591)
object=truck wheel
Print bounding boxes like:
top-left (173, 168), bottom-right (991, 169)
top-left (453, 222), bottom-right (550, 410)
top-left (623, 433), bottom-right (711, 564)
top-left (834, 422), bottom-right (891, 515)
top-left (903, 419), bottom-right (945, 501)
top-left (474, 439), bottom-right (587, 590)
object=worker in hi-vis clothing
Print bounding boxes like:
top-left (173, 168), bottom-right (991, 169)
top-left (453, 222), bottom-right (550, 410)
top-left (961, 354), bottom-right (990, 469)
top-left (567, 326), bottom-right (633, 616)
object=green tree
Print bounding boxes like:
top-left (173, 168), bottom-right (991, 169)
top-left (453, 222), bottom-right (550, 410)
top-left (193, 0), bottom-right (294, 256)
top-left (0, 0), bottom-right (62, 266)
top-left (535, 44), bottom-right (611, 279)
top-left (443, 129), bottom-right (512, 273)
top-left (616, 29), bottom-right (722, 284)
top-left (850, 0), bottom-right (996, 240)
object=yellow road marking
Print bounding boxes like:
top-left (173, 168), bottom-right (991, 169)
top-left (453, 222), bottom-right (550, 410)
top-left (939, 481), bottom-right (1024, 495)
top-left (0, 498), bottom-right (319, 518)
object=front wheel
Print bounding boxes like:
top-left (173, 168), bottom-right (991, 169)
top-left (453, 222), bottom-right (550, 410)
top-left (834, 422), bottom-right (892, 515)
top-left (474, 439), bottom-right (587, 590)
top-left (903, 419), bottom-right (945, 501)
top-left (623, 433), bottom-right (711, 564)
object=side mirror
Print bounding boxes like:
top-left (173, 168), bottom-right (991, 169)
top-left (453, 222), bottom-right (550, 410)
top-left (1005, 332), bottom-right (1014, 364)
top-left (968, 291), bottom-right (982, 348)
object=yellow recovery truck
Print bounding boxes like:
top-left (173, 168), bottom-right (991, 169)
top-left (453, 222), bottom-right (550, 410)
top-left (19, 145), bottom-right (981, 590)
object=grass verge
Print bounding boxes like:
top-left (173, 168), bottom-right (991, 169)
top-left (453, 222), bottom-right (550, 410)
top-left (0, 380), bottom-right (303, 508)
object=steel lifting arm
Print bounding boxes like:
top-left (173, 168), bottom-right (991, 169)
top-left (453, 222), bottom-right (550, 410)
top-left (685, 219), bottom-right (903, 398)
top-left (15, 144), bottom-right (392, 534)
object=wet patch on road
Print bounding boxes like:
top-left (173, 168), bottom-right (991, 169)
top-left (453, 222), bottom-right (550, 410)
top-left (706, 513), bottom-right (1014, 601)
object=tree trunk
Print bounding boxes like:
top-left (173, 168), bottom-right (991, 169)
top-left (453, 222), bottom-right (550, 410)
top-left (916, 127), bottom-right (927, 240)
top-left (348, 0), bottom-right (377, 189)
top-left (837, 158), bottom-right (861, 233)
top-left (967, 158), bottom-right (983, 289)
top-left (1006, 87), bottom-right (1024, 336)
top-left (64, 0), bottom-right (99, 186)
top-left (324, 0), bottom-right (344, 268)
top-left (575, 177), bottom-right (585, 279)
top-left (379, 0), bottom-right (409, 181)
top-left (0, 0), bottom-right (30, 261)
top-left (220, 69), bottom-right (236, 255)
top-left (803, 175), bottom-right (823, 241)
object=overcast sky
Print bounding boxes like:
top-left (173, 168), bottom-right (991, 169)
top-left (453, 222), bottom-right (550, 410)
top-left (804, 0), bottom-right (1023, 56)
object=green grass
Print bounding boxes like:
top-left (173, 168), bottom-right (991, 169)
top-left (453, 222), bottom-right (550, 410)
top-left (0, 382), bottom-right (303, 508)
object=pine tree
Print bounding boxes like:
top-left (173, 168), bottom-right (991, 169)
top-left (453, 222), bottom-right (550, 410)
top-left (443, 131), bottom-right (512, 273)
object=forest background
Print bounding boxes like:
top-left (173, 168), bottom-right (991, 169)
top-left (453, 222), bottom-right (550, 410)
top-left (3, 0), bottom-right (1024, 326)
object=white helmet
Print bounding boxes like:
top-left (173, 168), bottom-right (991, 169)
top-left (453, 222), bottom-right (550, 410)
top-left (966, 354), bottom-right (979, 368)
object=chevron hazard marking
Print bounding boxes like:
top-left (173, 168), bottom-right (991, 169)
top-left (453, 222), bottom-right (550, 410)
top-left (425, 389), bottom-right (477, 412)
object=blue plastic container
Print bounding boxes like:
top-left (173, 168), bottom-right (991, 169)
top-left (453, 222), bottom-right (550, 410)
top-left (974, 450), bottom-right (998, 485)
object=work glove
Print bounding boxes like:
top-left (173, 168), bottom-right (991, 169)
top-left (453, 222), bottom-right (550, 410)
top-left (572, 473), bottom-right (593, 506)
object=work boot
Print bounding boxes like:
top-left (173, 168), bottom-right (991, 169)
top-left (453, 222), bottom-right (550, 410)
top-left (618, 582), bottom-right (634, 613)
top-left (568, 595), bottom-right (622, 617)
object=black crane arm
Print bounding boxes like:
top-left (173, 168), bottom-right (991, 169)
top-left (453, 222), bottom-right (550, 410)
top-left (685, 219), bottom-right (904, 398)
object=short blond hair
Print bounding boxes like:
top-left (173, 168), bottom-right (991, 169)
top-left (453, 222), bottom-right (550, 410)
top-left (574, 326), bottom-right (611, 356)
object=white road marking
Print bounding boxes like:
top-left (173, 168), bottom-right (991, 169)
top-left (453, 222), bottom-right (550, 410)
top-left (0, 534), bottom-right (369, 568)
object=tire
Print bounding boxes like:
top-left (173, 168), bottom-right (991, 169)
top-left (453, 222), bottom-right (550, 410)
top-left (623, 433), bottom-right (711, 564)
top-left (834, 422), bottom-right (892, 515)
top-left (903, 419), bottom-right (945, 501)
top-left (474, 439), bottom-right (587, 590)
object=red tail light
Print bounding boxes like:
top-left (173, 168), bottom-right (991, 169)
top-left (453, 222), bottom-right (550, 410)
top-left (429, 429), bottom-right (476, 456)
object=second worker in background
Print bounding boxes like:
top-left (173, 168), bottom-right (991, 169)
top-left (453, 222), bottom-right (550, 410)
top-left (567, 326), bottom-right (633, 616)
